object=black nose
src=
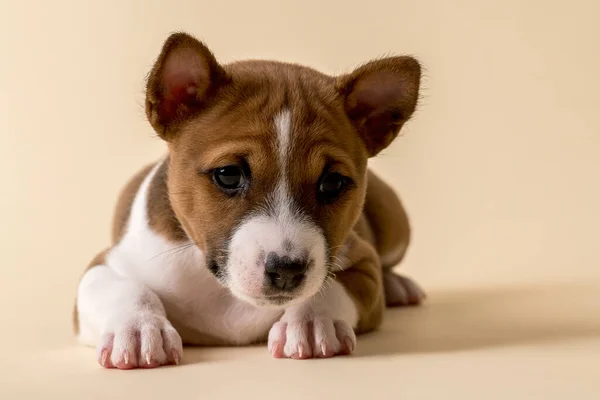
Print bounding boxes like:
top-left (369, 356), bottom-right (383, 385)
top-left (264, 252), bottom-right (308, 292)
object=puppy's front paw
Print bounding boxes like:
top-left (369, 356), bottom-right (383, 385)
top-left (97, 313), bottom-right (183, 369)
top-left (268, 317), bottom-right (356, 359)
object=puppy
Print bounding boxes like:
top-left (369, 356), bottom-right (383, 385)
top-left (73, 32), bottom-right (425, 369)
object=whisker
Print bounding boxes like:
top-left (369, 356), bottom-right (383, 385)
top-left (317, 283), bottom-right (327, 299)
top-left (330, 256), bottom-right (344, 265)
top-left (148, 242), bottom-right (195, 262)
top-left (323, 276), bottom-right (333, 292)
top-left (330, 260), bottom-right (345, 271)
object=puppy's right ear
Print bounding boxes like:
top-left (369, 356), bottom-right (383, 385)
top-left (145, 32), bottom-right (229, 139)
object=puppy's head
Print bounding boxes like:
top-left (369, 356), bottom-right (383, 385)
top-left (145, 33), bottom-right (421, 308)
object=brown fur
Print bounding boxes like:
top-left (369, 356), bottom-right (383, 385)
top-left (147, 158), bottom-right (188, 242)
top-left (364, 170), bottom-right (411, 268)
top-left (74, 32), bottom-right (421, 339)
top-left (333, 173), bottom-right (412, 333)
top-left (336, 231), bottom-right (385, 333)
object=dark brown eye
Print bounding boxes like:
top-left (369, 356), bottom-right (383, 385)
top-left (317, 171), bottom-right (349, 203)
top-left (213, 166), bottom-right (246, 192)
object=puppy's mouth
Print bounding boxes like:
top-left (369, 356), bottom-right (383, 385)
top-left (230, 271), bottom-right (330, 309)
top-left (231, 288), bottom-right (302, 308)
top-left (261, 294), bottom-right (296, 305)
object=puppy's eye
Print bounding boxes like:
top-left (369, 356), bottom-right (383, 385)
top-left (213, 166), bottom-right (246, 192)
top-left (317, 171), bottom-right (349, 203)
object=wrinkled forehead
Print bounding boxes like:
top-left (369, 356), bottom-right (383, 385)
top-left (171, 62), bottom-right (367, 176)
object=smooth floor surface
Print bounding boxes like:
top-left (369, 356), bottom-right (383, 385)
top-left (2, 1), bottom-right (600, 399)
top-left (2, 279), bottom-right (599, 399)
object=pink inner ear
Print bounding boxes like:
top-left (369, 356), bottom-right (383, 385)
top-left (159, 47), bottom-right (211, 122)
top-left (352, 71), bottom-right (411, 118)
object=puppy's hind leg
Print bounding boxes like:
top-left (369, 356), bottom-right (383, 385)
top-left (382, 271), bottom-right (426, 307)
top-left (363, 170), bottom-right (426, 307)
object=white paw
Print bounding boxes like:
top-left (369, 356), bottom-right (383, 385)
top-left (268, 317), bottom-right (356, 359)
top-left (97, 313), bottom-right (183, 369)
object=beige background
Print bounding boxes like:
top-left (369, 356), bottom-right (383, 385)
top-left (1, 0), bottom-right (599, 398)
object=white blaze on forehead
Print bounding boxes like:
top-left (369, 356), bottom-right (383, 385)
top-left (272, 108), bottom-right (296, 221)
top-left (274, 109), bottom-right (292, 171)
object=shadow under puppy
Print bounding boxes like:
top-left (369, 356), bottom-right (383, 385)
top-left (73, 32), bottom-right (425, 369)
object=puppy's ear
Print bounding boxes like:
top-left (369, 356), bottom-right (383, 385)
top-left (145, 32), bottom-right (229, 139)
top-left (337, 56), bottom-right (421, 156)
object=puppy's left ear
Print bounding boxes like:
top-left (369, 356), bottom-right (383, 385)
top-left (337, 56), bottom-right (421, 156)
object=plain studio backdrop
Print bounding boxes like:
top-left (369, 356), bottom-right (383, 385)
top-left (1, 0), bottom-right (599, 398)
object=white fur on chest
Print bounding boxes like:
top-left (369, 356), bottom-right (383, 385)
top-left (107, 161), bottom-right (281, 345)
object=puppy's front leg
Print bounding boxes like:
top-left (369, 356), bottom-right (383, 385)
top-left (268, 280), bottom-right (358, 359)
top-left (75, 252), bottom-right (183, 369)
top-left (267, 233), bottom-right (383, 359)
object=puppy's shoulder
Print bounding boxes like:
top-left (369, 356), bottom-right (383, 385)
top-left (111, 160), bottom-right (162, 244)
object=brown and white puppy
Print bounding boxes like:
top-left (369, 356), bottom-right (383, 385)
top-left (74, 32), bottom-right (425, 369)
